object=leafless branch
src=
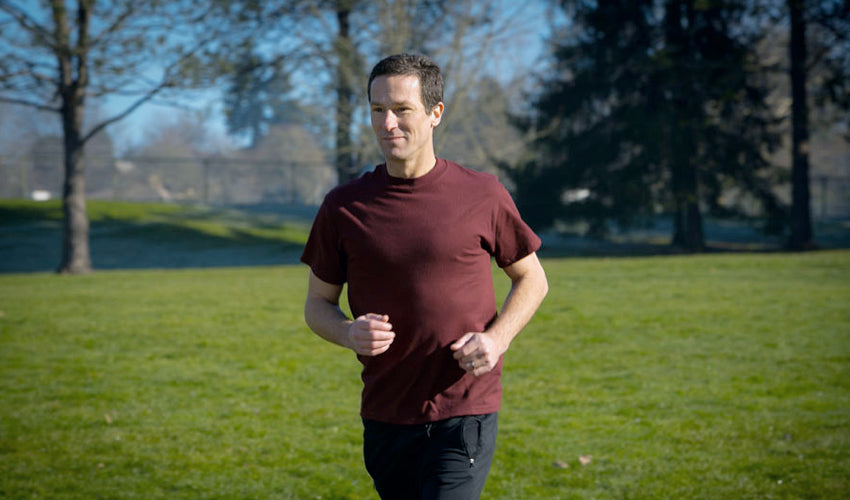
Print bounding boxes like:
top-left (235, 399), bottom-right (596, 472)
top-left (0, 95), bottom-right (59, 112)
top-left (0, 1), bottom-right (57, 49)
top-left (82, 28), bottom-right (223, 143)
top-left (88, 3), bottom-right (137, 47)
top-left (83, 85), bottom-right (165, 142)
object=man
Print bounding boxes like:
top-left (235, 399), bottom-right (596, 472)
top-left (301, 53), bottom-right (548, 499)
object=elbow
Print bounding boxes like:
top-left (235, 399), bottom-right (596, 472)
top-left (539, 269), bottom-right (550, 301)
top-left (304, 296), bottom-right (320, 332)
top-left (303, 302), bottom-right (313, 332)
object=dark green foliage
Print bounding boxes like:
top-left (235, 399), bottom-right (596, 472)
top-left (517, 0), bottom-right (782, 249)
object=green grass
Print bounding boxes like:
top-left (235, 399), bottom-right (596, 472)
top-left (495, 253), bottom-right (850, 499)
top-left (1, 251), bottom-right (848, 498)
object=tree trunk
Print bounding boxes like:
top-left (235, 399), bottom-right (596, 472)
top-left (58, 97), bottom-right (92, 274)
top-left (666, 0), bottom-right (705, 252)
top-left (670, 130), bottom-right (705, 251)
top-left (672, 196), bottom-right (705, 251)
top-left (54, 0), bottom-right (92, 274)
top-left (787, 0), bottom-right (816, 250)
top-left (335, 6), bottom-right (356, 183)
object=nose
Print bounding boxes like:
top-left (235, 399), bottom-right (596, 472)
top-left (382, 110), bottom-right (398, 132)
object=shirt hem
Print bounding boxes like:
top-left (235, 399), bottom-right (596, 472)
top-left (360, 403), bottom-right (502, 425)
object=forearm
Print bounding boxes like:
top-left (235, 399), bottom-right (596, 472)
top-left (304, 295), bottom-right (354, 350)
top-left (486, 259), bottom-right (548, 355)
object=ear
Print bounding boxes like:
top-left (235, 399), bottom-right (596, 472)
top-left (430, 102), bottom-right (444, 128)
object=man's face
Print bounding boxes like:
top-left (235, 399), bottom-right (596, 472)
top-left (369, 74), bottom-right (443, 165)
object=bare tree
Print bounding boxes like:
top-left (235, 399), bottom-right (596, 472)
top-left (222, 0), bottom-right (543, 182)
top-left (0, 0), bottom-right (228, 273)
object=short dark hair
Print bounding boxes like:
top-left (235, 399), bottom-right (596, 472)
top-left (367, 53), bottom-right (444, 111)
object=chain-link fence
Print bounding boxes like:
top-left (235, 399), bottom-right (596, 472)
top-left (811, 175), bottom-right (850, 220)
top-left (0, 155), bottom-right (338, 207)
top-left (1, 153), bottom-right (848, 220)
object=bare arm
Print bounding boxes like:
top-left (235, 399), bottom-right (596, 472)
top-left (452, 251), bottom-right (548, 375)
top-left (304, 270), bottom-right (395, 356)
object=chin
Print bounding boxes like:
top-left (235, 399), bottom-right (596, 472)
top-left (383, 149), bottom-right (408, 161)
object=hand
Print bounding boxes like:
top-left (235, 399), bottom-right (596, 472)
top-left (450, 332), bottom-right (503, 376)
top-left (348, 313), bottom-right (395, 356)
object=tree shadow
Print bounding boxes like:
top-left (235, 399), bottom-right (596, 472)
top-left (2, 203), bottom-right (848, 273)
top-left (0, 204), bottom-right (310, 273)
top-left (537, 217), bottom-right (850, 259)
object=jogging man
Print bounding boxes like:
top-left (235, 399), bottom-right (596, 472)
top-left (301, 53), bottom-right (548, 499)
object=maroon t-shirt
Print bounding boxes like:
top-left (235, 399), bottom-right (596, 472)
top-left (301, 158), bottom-right (541, 424)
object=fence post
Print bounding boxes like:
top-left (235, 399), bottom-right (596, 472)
top-left (20, 159), bottom-right (28, 198)
top-left (202, 158), bottom-right (210, 204)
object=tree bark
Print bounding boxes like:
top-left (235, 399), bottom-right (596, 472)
top-left (787, 0), bottom-right (816, 250)
top-left (666, 0), bottom-right (705, 251)
top-left (54, 0), bottom-right (93, 274)
top-left (58, 101), bottom-right (92, 274)
top-left (335, 5), bottom-right (356, 183)
top-left (672, 196), bottom-right (705, 251)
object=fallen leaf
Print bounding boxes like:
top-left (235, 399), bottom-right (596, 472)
top-left (553, 460), bottom-right (569, 469)
top-left (104, 413), bottom-right (112, 425)
top-left (579, 455), bottom-right (592, 466)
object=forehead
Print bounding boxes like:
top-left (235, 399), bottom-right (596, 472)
top-left (369, 74), bottom-right (424, 107)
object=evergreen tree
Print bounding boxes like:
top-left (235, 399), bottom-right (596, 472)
top-left (518, 0), bottom-right (780, 250)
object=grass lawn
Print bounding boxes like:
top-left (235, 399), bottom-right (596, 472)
top-left (0, 201), bottom-right (848, 498)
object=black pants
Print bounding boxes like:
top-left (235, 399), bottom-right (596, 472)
top-left (363, 413), bottom-right (498, 500)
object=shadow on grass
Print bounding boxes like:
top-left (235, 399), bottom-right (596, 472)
top-left (538, 217), bottom-right (850, 259)
top-left (537, 235), bottom-right (788, 259)
top-left (0, 202), bottom-right (311, 273)
top-left (2, 200), bottom-right (849, 272)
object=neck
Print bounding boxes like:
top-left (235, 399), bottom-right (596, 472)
top-left (386, 152), bottom-right (437, 179)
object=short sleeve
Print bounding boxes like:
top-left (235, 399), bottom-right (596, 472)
top-left (300, 197), bottom-right (347, 285)
top-left (491, 184), bottom-right (542, 268)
